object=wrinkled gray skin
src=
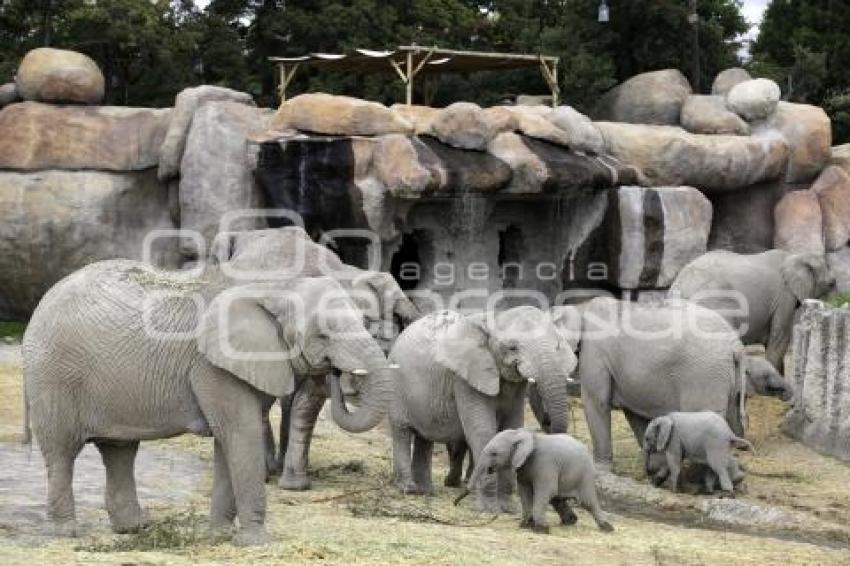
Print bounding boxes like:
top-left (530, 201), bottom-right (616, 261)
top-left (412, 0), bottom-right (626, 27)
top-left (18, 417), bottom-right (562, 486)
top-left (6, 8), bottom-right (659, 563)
top-left (562, 297), bottom-right (748, 472)
top-left (669, 250), bottom-right (835, 372)
top-left (459, 429), bottom-right (613, 533)
top-left (643, 412), bottom-right (753, 497)
top-left (211, 227), bottom-right (420, 489)
top-left (744, 355), bottom-right (793, 401)
top-left (22, 260), bottom-right (396, 545)
top-left (389, 307), bottom-right (576, 512)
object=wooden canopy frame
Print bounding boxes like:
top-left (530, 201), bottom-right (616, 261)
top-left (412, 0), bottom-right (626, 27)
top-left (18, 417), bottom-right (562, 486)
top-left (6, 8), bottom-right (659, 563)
top-left (269, 45), bottom-right (560, 106)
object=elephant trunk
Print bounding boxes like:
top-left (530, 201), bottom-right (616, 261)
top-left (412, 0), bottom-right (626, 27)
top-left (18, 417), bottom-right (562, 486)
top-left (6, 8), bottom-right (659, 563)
top-left (532, 358), bottom-right (570, 434)
top-left (454, 461), bottom-right (486, 506)
top-left (393, 297), bottom-right (421, 327)
top-left (327, 365), bottom-right (397, 434)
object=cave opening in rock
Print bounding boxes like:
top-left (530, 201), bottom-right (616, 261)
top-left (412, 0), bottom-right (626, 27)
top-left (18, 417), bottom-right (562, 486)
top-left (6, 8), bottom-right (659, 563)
top-left (390, 233), bottom-right (422, 290)
top-left (498, 224), bottom-right (524, 289)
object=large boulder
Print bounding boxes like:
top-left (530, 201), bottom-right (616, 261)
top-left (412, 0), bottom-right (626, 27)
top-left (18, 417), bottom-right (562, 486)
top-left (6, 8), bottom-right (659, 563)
top-left (0, 169), bottom-right (177, 320)
top-left (757, 101), bottom-right (832, 183)
top-left (15, 47), bottom-right (104, 104)
top-left (270, 93), bottom-right (413, 137)
top-left (711, 67), bottom-right (752, 96)
top-left (482, 106), bottom-right (520, 134)
top-left (595, 122), bottom-right (789, 192)
top-left (0, 83), bottom-right (18, 107)
top-left (178, 101), bottom-right (271, 260)
top-left (773, 189), bottom-right (825, 255)
top-left (390, 104), bottom-right (437, 135)
top-left (505, 106), bottom-right (572, 147)
top-left (613, 185), bottom-right (712, 289)
top-left (726, 78), bottom-right (781, 121)
top-left (679, 95), bottom-right (749, 136)
top-left (428, 102), bottom-right (494, 150)
top-left (827, 246), bottom-right (850, 294)
top-left (811, 165), bottom-right (850, 251)
top-left (546, 106), bottom-right (605, 154)
top-left (158, 85), bottom-right (255, 181)
top-left (0, 102), bottom-right (170, 171)
top-left (593, 69), bottom-right (692, 125)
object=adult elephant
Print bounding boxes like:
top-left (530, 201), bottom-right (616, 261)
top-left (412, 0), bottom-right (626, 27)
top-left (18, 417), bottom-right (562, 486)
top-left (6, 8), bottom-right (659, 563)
top-left (23, 259), bottom-right (396, 545)
top-left (211, 226), bottom-right (420, 489)
top-left (563, 297), bottom-right (747, 471)
top-left (389, 307), bottom-right (576, 511)
top-left (669, 250), bottom-right (834, 372)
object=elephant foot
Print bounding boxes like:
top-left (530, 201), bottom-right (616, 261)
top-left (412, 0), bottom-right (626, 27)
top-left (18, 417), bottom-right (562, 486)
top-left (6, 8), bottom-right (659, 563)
top-left (209, 520), bottom-right (235, 538)
top-left (499, 497), bottom-right (517, 514)
top-left (594, 460), bottom-right (614, 474)
top-left (472, 498), bottom-right (501, 514)
top-left (530, 523), bottom-right (550, 535)
top-left (232, 526), bottom-right (272, 547)
top-left (718, 490), bottom-right (736, 499)
top-left (279, 470), bottom-right (311, 491)
top-left (109, 509), bottom-right (148, 534)
top-left (519, 517), bottom-right (533, 528)
top-left (444, 474), bottom-right (462, 488)
top-left (51, 519), bottom-right (78, 538)
top-left (596, 519), bottom-right (615, 533)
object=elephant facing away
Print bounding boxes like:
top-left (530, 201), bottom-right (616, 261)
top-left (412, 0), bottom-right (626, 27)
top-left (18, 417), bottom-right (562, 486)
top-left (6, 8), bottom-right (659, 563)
top-left (23, 260), bottom-right (396, 545)
top-left (389, 307), bottom-right (576, 512)
top-left (564, 297), bottom-right (747, 472)
top-left (669, 250), bottom-right (834, 372)
top-left (211, 227), bottom-right (421, 489)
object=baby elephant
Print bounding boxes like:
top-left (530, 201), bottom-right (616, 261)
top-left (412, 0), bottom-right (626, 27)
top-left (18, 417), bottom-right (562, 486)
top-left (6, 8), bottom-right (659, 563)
top-left (455, 429), bottom-right (613, 533)
top-left (644, 412), bottom-right (753, 497)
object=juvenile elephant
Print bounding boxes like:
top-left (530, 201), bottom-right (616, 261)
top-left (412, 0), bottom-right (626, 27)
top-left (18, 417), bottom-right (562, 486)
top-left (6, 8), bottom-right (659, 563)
top-left (644, 412), bottom-right (753, 496)
top-left (389, 307), bottom-right (576, 511)
top-left (23, 260), bottom-right (396, 545)
top-left (669, 250), bottom-right (834, 372)
top-left (562, 297), bottom-right (748, 471)
top-left (212, 227), bottom-right (420, 488)
top-left (456, 429), bottom-right (613, 533)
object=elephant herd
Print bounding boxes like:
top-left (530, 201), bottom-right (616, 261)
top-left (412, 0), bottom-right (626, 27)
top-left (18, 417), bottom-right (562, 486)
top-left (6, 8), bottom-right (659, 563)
top-left (20, 226), bottom-right (833, 546)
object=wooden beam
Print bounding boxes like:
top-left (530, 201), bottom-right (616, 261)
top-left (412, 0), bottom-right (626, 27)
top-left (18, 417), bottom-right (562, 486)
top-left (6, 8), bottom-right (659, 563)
top-left (277, 63), bottom-right (300, 102)
top-left (406, 50), bottom-right (413, 105)
top-left (539, 57), bottom-right (560, 107)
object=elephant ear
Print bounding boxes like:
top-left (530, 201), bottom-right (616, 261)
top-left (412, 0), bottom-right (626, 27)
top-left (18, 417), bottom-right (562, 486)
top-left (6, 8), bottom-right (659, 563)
top-left (550, 306), bottom-right (582, 353)
top-left (197, 289), bottom-right (296, 398)
top-left (352, 271), bottom-right (420, 326)
top-left (511, 431), bottom-right (535, 469)
top-left (434, 313), bottom-right (500, 396)
top-left (781, 254), bottom-right (818, 302)
top-left (654, 418), bottom-right (674, 451)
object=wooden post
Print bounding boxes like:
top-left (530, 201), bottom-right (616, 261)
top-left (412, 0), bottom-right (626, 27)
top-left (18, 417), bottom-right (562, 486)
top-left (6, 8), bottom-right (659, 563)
top-left (406, 50), bottom-right (413, 105)
top-left (277, 63), bottom-right (300, 102)
top-left (539, 58), bottom-right (560, 108)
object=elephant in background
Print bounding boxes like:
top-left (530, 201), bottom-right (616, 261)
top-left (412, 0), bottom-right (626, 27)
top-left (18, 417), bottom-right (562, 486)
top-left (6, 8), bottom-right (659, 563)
top-left (389, 307), bottom-right (576, 512)
top-left (23, 260), bottom-right (396, 545)
top-left (211, 226), bottom-right (421, 489)
top-left (560, 297), bottom-right (748, 471)
top-left (669, 250), bottom-right (835, 372)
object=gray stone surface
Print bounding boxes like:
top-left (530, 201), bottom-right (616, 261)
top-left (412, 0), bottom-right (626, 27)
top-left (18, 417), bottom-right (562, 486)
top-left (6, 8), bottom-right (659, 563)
top-left (757, 101), bottom-right (833, 184)
top-left (178, 101), bottom-right (271, 260)
top-left (428, 102), bottom-right (494, 151)
top-left (593, 69), bottom-right (692, 125)
top-left (158, 85), bottom-right (255, 181)
top-left (827, 247), bottom-right (850, 294)
top-left (773, 189), bottom-right (825, 255)
top-left (726, 78), bottom-right (781, 121)
top-left (708, 180), bottom-right (792, 253)
top-left (547, 105), bottom-right (605, 154)
top-left (785, 301), bottom-right (850, 461)
top-left (0, 169), bottom-right (178, 320)
top-left (711, 67), bottom-right (752, 96)
top-left (0, 82), bottom-right (18, 107)
top-left (679, 94), bottom-right (749, 136)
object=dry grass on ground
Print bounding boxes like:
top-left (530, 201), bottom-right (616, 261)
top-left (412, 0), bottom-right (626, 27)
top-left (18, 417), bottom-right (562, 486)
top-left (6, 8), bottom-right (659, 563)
top-left (1, 356), bottom-right (849, 565)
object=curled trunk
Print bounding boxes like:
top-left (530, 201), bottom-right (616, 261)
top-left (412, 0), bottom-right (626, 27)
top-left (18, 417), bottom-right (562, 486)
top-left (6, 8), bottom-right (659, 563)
top-left (327, 365), bottom-right (397, 433)
top-left (533, 358), bottom-right (570, 434)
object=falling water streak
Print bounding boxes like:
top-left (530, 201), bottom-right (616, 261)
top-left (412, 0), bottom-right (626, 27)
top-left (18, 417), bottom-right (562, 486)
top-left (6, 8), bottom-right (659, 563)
top-left (451, 189), bottom-right (488, 242)
top-left (298, 142), bottom-right (308, 206)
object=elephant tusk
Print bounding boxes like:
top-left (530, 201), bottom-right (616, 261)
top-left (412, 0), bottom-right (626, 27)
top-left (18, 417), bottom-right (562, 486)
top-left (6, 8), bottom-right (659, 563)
top-left (351, 369), bottom-right (369, 376)
top-left (527, 377), bottom-right (536, 384)
top-left (388, 363), bottom-right (400, 370)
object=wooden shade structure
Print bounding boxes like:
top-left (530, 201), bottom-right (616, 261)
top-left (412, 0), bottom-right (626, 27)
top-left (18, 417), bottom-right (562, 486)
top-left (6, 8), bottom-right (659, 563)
top-left (269, 45), bottom-right (560, 106)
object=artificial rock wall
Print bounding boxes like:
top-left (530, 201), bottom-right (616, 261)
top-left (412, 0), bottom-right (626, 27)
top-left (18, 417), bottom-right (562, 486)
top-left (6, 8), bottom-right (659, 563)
top-left (785, 301), bottom-right (850, 461)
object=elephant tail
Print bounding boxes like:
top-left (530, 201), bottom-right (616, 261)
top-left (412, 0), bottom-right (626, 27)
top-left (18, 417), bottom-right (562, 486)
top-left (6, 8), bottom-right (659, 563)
top-left (21, 386), bottom-right (31, 446)
top-left (731, 436), bottom-right (755, 454)
top-left (733, 347), bottom-right (748, 434)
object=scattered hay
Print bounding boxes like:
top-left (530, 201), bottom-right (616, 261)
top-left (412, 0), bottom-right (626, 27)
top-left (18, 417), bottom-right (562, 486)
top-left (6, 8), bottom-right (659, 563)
top-left (124, 267), bottom-right (208, 292)
top-left (76, 508), bottom-right (226, 553)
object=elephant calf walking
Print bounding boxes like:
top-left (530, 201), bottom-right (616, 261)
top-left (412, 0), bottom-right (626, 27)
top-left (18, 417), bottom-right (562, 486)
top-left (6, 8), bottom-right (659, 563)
top-left (389, 307), bottom-right (576, 512)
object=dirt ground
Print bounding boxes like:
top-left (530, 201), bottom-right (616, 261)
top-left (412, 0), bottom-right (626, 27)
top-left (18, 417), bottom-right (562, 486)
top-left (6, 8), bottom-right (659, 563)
top-left (1, 345), bottom-right (849, 565)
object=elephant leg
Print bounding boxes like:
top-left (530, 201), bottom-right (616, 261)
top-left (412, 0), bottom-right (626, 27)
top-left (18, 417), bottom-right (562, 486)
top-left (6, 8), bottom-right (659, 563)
top-left (581, 376), bottom-right (613, 471)
top-left (551, 497), bottom-right (577, 525)
top-left (44, 444), bottom-right (83, 537)
top-left (708, 453), bottom-right (735, 497)
top-left (96, 441), bottom-right (145, 534)
top-left (664, 446), bottom-right (683, 493)
top-left (455, 382), bottom-right (499, 513)
top-left (276, 394), bottom-right (293, 476)
top-left (579, 477), bottom-right (614, 532)
top-left (411, 434), bottom-right (434, 495)
top-left (280, 379), bottom-right (326, 491)
top-left (444, 440), bottom-right (467, 487)
top-left (622, 409), bottom-right (649, 449)
top-left (391, 421), bottom-right (417, 494)
top-left (261, 397), bottom-right (280, 481)
top-left (496, 394), bottom-right (524, 513)
top-left (191, 369), bottom-right (269, 546)
top-left (210, 438), bottom-right (237, 533)
top-left (529, 483), bottom-right (552, 533)
top-left (517, 481), bottom-right (533, 527)
top-left (766, 315), bottom-right (791, 375)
